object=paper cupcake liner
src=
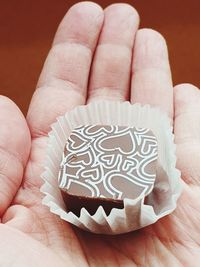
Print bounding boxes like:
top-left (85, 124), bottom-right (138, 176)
top-left (41, 100), bottom-right (181, 234)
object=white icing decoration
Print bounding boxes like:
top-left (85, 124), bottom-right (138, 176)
top-left (59, 125), bottom-right (158, 200)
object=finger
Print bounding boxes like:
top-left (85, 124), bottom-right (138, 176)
top-left (0, 96), bottom-right (31, 216)
top-left (131, 29), bottom-right (173, 120)
top-left (27, 2), bottom-right (104, 137)
top-left (87, 4), bottom-right (139, 102)
top-left (174, 84), bottom-right (200, 185)
top-left (22, 3), bottom-right (104, 190)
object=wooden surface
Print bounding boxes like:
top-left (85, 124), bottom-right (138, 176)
top-left (0, 0), bottom-right (200, 114)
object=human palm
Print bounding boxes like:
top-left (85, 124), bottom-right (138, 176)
top-left (1, 3), bottom-right (200, 266)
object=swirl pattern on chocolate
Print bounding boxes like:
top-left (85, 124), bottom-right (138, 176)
top-left (59, 125), bottom-right (158, 200)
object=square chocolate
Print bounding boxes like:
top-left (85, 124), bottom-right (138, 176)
top-left (58, 125), bottom-right (158, 216)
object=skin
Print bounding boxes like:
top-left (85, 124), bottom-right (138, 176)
top-left (0, 2), bottom-right (200, 266)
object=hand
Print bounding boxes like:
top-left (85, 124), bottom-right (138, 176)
top-left (0, 2), bottom-right (200, 266)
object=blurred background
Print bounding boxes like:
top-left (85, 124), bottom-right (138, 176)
top-left (0, 0), bottom-right (200, 114)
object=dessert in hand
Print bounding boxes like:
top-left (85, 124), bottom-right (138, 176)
top-left (59, 125), bottom-right (158, 216)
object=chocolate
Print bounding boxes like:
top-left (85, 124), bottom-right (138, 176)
top-left (58, 125), bottom-right (158, 216)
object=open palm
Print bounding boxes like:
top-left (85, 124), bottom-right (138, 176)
top-left (1, 3), bottom-right (200, 266)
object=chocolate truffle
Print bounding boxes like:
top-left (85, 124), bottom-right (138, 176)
top-left (58, 125), bottom-right (158, 216)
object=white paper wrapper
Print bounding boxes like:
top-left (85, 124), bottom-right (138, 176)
top-left (41, 100), bottom-right (181, 234)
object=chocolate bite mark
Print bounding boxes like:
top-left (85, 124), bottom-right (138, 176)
top-left (59, 125), bottom-right (158, 215)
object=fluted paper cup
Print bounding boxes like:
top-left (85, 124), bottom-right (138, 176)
top-left (40, 100), bottom-right (181, 234)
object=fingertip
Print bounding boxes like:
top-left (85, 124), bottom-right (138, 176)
top-left (61, 1), bottom-right (104, 29)
top-left (137, 28), bottom-right (166, 43)
top-left (97, 3), bottom-right (139, 48)
top-left (104, 3), bottom-right (139, 22)
top-left (68, 1), bottom-right (104, 23)
top-left (0, 95), bottom-right (25, 120)
top-left (0, 95), bottom-right (24, 117)
top-left (136, 28), bottom-right (167, 54)
top-left (53, 2), bottom-right (104, 48)
top-left (174, 83), bottom-right (199, 94)
top-left (134, 28), bottom-right (169, 70)
top-left (174, 83), bottom-right (200, 105)
top-left (0, 95), bottom-right (16, 107)
top-left (70, 1), bottom-right (103, 13)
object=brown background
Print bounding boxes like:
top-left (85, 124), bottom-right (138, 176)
top-left (0, 0), bottom-right (200, 114)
